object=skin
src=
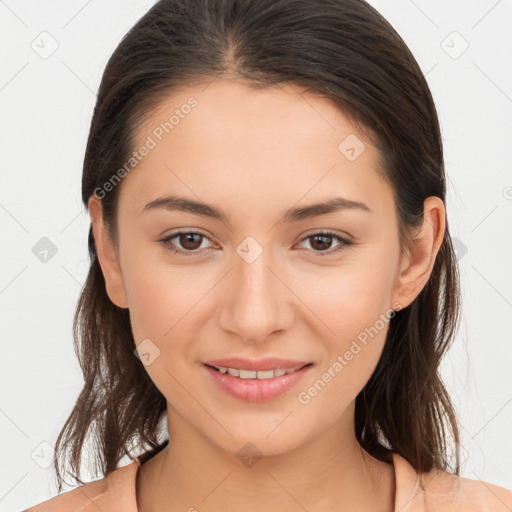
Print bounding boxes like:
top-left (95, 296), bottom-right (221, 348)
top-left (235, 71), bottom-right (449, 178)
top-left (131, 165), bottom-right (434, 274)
top-left (89, 78), bottom-right (445, 512)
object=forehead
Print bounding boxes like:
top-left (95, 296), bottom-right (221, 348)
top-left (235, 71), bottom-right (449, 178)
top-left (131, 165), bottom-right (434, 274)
top-left (118, 79), bottom-right (393, 222)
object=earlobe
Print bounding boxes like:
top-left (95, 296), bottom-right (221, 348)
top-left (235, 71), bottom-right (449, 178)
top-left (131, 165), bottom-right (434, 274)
top-left (88, 196), bottom-right (129, 309)
top-left (392, 197), bottom-right (446, 309)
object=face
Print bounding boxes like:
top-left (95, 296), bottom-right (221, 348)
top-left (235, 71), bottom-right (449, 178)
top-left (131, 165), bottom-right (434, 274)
top-left (90, 78), bottom-right (435, 458)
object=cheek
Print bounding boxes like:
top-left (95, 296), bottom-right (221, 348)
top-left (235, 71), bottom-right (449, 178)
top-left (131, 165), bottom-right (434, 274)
top-left (296, 278), bottom-right (392, 418)
top-left (299, 251), bottom-right (397, 333)
top-left (123, 256), bottom-right (199, 398)
top-left (120, 239), bottom-right (197, 339)
top-left (314, 275), bottom-right (391, 380)
top-left (293, 248), bottom-right (397, 403)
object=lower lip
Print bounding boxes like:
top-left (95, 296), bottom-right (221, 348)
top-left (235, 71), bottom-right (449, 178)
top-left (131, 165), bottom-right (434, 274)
top-left (203, 364), bottom-right (312, 403)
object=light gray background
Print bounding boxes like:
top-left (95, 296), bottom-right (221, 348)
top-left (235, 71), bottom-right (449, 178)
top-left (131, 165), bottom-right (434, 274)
top-left (1, 0), bottom-right (511, 510)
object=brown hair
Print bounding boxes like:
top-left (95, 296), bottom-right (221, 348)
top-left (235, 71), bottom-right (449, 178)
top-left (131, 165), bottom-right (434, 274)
top-left (53, 0), bottom-right (462, 491)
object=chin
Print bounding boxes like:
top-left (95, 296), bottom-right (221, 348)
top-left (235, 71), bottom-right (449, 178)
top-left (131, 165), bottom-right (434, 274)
top-left (209, 423), bottom-right (312, 462)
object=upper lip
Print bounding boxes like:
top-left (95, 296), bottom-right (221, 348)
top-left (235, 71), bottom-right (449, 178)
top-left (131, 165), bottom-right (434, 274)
top-left (203, 357), bottom-right (311, 371)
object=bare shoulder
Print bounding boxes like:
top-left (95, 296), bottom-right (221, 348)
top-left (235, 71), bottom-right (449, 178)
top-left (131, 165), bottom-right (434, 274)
top-left (420, 466), bottom-right (512, 511)
top-left (22, 460), bottom-right (139, 512)
top-left (22, 477), bottom-right (109, 512)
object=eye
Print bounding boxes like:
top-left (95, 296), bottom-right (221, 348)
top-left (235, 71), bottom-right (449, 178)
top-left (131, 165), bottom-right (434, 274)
top-left (160, 230), bottom-right (215, 256)
top-left (159, 229), bottom-right (354, 257)
top-left (296, 230), bottom-right (354, 257)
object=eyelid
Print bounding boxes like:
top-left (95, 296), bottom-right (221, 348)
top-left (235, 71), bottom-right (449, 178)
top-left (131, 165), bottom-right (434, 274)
top-left (159, 229), bottom-right (217, 256)
top-left (296, 229), bottom-right (354, 257)
top-left (299, 227), bottom-right (354, 242)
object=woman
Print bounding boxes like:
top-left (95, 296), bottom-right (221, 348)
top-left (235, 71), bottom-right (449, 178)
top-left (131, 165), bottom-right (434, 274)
top-left (24, 0), bottom-right (512, 510)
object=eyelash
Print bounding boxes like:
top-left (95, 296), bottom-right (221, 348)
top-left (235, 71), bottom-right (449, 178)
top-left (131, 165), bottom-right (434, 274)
top-left (159, 229), bottom-right (354, 257)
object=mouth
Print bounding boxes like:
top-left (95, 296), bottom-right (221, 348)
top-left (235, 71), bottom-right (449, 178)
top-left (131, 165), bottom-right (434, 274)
top-left (202, 362), bottom-right (314, 402)
top-left (204, 362), bottom-right (312, 380)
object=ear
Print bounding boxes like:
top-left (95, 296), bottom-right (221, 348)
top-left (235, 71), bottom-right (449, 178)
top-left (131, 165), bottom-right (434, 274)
top-left (392, 196), bottom-right (446, 309)
top-left (88, 196), bottom-right (129, 309)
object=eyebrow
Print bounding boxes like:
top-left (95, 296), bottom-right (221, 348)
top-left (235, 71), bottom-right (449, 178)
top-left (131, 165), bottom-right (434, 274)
top-left (142, 194), bottom-right (372, 224)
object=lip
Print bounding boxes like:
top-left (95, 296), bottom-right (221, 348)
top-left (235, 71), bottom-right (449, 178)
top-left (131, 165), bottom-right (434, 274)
top-left (202, 357), bottom-right (310, 371)
top-left (203, 361), bottom-right (313, 403)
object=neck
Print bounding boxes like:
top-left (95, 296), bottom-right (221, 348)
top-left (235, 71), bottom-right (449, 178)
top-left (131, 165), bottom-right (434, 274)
top-left (136, 405), bottom-right (395, 512)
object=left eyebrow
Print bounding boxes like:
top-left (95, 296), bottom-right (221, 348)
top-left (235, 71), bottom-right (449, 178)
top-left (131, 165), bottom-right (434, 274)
top-left (281, 196), bottom-right (372, 222)
top-left (141, 194), bottom-right (372, 225)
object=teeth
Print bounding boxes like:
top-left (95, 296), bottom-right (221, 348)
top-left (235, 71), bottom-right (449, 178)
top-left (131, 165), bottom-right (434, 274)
top-left (214, 365), bottom-right (303, 379)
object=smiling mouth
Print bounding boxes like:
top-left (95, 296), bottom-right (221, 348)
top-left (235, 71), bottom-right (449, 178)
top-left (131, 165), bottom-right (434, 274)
top-left (204, 363), bottom-right (312, 380)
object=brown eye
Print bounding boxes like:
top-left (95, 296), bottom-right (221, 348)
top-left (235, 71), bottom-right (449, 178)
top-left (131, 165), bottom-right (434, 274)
top-left (177, 232), bottom-right (203, 251)
top-left (298, 231), bottom-right (353, 256)
top-left (160, 231), bottom-right (213, 256)
top-left (309, 233), bottom-right (334, 251)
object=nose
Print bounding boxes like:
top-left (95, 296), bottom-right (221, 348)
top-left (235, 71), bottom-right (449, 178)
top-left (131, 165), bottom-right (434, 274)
top-left (217, 245), bottom-right (295, 344)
